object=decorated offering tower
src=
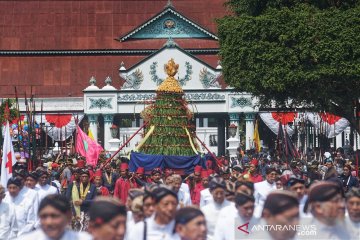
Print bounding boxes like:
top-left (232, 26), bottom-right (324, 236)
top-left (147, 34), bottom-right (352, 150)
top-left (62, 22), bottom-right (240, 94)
top-left (136, 59), bottom-right (198, 156)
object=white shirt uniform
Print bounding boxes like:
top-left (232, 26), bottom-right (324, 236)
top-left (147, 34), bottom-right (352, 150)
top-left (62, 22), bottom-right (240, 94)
top-left (180, 182), bottom-right (190, 197)
top-left (299, 217), bottom-right (351, 240)
top-left (125, 211), bottom-right (134, 239)
top-left (253, 180), bottom-right (276, 218)
top-left (199, 188), bottom-right (212, 208)
top-left (299, 195), bottom-right (312, 218)
top-left (17, 228), bottom-right (92, 240)
top-left (127, 214), bottom-right (176, 240)
top-left (3, 188), bottom-right (38, 237)
top-left (177, 188), bottom-right (191, 207)
top-left (0, 201), bottom-right (17, 240)
top-left (344, 217), bottom-right (360, 240)
top-left (35, 183), bottom-right (58, 202)
top-left (214, 204), bottom-right (258, 240)
top-left (21, 187), bottom-right (40, 218)
top-left (201, 199), bottom-right (231, 240)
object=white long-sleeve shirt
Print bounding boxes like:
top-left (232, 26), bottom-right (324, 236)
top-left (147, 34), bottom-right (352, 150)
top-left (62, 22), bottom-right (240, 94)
top-left (3, 188), bottom-right (38, 237)
top-left (180, 182), bottom-right (190, 197)
top-left (214, 204), bottom-right (258, 240)
top-left (177, 188), bottom-right (191, 208)
top-left (127, 214), bottom-right (176, 240)
top-left (345, 217), bottom-right (360, 240)
top-left (17, 228), bottom-right (92, 240)
top-left (35, 183), bottom-right (58, 202)
top-left (199, 188), bottom-right (212, 208)
top-left (201, 199), bottom-right (232, 240)
top-left (253, 180), bottom-right (276, 218)
top-left (0, 201), bottom-right (17, 240)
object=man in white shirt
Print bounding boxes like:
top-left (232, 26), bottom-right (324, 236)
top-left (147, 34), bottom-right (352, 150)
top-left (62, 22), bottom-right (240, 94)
top-left (4, 177), bottom-right (37, 237)
top-left (14, 170), bottom-right (40, 215)
top-left (214, 191), bottom-right (256, 240)
top-left (180, 182), bottom-right (190, 198)
top-left (201, 178), bottom-right (231, 240)
top-left (35, 170), bottom-right (58, 202)
top-left (251, 191), bottom-right (299, 240)
top-left (18, 194), bottom-right (92, 240)
top-left (253, 167), bottom-right (277, 218)
top-left (127, 186), bottom-right (178, 240)
top-left (285, 176), bottom-right (311, 217)
top-left (302, 181), bottom-right (350, 240)
top-left (199, 187), bottom-right (212, 208)
top-left (345, 187), bottom-right (360, 239)
top-left (0, 184), bottom-right (17, 240)
top-left (174, 207), bottom-right (207, 240)
top-left (171, 175), bottom-right (191, 207)
top-left (24, 171), bottom-right (39, 190)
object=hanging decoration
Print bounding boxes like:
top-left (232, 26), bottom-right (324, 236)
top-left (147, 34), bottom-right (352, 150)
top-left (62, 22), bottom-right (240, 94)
top-left (35, 114), bottom-right (84, 141)
top-left (306, 112), bottom-right (350, 138)
top-left (184, 127), bottom-right (198, 154)
top-left (3, 114), bottom-right (84, 144)
top-left (259, 112), bottom-right (297, 136)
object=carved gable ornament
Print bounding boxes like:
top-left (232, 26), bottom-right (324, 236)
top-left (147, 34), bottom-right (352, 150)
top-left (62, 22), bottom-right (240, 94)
top-left (119, 43), bottom-right (222, 91)
top-left (119, 6), bottom-right (218, 41)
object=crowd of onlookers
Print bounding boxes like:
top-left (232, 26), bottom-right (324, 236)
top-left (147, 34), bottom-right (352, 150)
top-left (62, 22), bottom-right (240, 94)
top-left (0, 148), bottom-right (359, 239)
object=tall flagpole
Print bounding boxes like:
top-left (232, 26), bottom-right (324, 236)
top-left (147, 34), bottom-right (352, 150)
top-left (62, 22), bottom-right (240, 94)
top-left (14, 87), bottom-right (22, 152)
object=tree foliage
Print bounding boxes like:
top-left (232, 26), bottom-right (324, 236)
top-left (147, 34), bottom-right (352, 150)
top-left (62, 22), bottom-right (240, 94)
top-left (218, 0), bottom-right (360, 131)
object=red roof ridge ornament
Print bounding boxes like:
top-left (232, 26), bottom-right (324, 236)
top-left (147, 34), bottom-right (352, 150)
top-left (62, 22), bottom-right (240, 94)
top-left (119, 62), bottom-right (126, 72)
top-left (84, 76), bottom-right (99, 91)
top-left (216, 60), bottom-right (222, 70)
top-left (102, 76), bottom-right (116, 90)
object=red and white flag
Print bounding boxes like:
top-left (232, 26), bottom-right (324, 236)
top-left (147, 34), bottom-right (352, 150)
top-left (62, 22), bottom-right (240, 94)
top-left (1, 121), bottom-right (16, 187)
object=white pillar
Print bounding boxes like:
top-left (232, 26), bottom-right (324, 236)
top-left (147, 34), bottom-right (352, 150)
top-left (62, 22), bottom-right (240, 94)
top-left (353, 131), bottom-right (360, 150)
top-left (203, 118), bottom-right (209, 128)
top-left (336, 133), bottom-right (342, 148)
top-left (103, 114), bottom-right (114, 151)
top-left (245, 113), bottom-right (255, 150)
top-left (226, 113), bottom-right (240, 159)
top-left (88, 114), bottom-right (98, 143)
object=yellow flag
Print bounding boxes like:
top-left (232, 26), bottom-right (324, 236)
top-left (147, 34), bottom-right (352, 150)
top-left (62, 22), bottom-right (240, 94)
top-left (253, 119), bottom-right (261, 152)
top-left (88, 129), bottom-right (94, 140)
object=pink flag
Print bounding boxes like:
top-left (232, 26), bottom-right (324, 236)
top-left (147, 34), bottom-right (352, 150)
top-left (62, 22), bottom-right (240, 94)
top-left (75, 125), bottom-right (103, 166)
top-left (1, 121), bottom-right (16, 187)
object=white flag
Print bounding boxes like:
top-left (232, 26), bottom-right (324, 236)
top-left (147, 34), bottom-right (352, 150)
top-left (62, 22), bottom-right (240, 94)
top-left (1, 121), bottom-right (16, 187)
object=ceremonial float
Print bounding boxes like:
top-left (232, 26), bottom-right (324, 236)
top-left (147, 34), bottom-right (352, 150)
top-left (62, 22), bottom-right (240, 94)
top-left (128, 59), bottom-right (208, 174)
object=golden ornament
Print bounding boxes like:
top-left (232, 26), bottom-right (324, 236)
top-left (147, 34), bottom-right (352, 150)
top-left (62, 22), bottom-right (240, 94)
top-left (157, 59), bottom-right (184, 93)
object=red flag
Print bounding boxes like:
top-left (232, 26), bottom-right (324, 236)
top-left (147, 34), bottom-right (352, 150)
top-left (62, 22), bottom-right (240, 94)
top-left (75, 125), bottom-right (103, 166)
top-left (1, 121), bottom-right (16, 186)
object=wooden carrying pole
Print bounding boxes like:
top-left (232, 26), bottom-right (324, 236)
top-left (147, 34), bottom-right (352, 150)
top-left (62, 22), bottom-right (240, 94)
top-left (195, 135), bottom-right (223, 168)
top-left (100, 122), bottom-right (147, 170)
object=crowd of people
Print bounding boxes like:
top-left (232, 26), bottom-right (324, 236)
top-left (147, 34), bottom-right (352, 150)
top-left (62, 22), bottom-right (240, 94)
top-left (0, 148), bottom-right (359, 240)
